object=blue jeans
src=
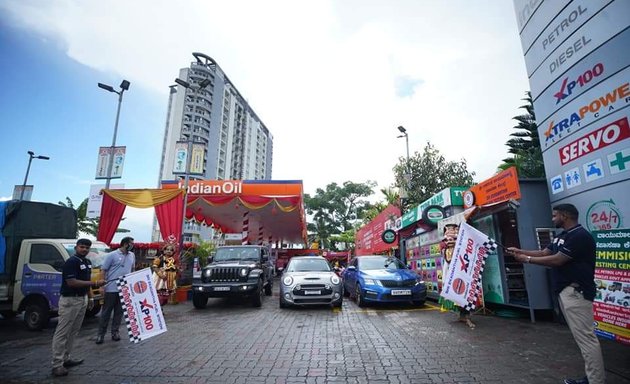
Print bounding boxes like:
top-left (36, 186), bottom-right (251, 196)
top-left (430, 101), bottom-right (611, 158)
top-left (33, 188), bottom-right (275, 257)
top-left (97, 292), bottom-right (122, 336)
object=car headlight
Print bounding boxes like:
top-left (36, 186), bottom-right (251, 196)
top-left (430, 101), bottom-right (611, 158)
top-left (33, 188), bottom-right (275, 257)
top-left (283, 276), bottom-right (293, 286)
top-left (240, 268), bottom-right (248, 277)
top-left (363, 278), bottom-right (381, 286)
top-left (331, 275), bottom-right (340, 285)
top-left (416, 276), bottom-right (425, 285)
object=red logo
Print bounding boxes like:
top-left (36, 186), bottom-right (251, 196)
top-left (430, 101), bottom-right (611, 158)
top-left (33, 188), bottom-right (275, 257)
top-left (559, 117), bottom-right (630, 165)
top-left (133, 281), bottom-right (148, 294)
top-left (452, 278), bottom-right (466, 295)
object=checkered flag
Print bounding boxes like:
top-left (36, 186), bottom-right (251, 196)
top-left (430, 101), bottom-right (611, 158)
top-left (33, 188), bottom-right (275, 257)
top-left (482, 238), bottom-right (498, 253)
top-left (117, 276), bottom-right (142, 344)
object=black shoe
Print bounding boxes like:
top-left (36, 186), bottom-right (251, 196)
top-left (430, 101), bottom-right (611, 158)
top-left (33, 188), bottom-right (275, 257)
top-left (95, 334), bottom-right (104, 344)
top-left (111, 332), bottom-right (121, 341)
top-left (63, 358), bottom-right (84, 368)
top-left (564, 377), bottom-right (589, 384)
top-left (52, 366), bottom-right (68, 377)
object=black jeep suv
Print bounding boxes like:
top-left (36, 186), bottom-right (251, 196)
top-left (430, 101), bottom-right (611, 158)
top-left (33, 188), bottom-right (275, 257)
top-left (192, 245), bottom-right (274, 308)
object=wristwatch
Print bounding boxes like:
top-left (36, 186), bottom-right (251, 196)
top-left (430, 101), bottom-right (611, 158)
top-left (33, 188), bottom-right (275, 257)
top-left (526, 256), bottom-right (531, 263)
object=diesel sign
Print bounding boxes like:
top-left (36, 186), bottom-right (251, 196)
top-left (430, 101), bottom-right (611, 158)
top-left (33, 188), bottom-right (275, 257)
top-left (559, 117), bottom-right (630, 165)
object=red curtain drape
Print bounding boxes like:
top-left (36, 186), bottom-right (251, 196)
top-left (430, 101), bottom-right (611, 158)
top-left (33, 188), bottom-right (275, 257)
top-left (155, 194), bottom-right (184, 247)
top-left (96, 193), bottom-right (127, 244)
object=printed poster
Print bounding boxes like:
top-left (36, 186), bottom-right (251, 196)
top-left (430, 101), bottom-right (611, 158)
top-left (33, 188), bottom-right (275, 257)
top-left (117, 268), bottom-right (167, 343)
top-left (592, 229), bottom-right (630, 345)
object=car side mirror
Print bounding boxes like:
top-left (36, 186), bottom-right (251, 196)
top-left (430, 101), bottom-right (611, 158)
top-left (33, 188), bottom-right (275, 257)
top-left (346, 266), bottom-right (356, 271)
top-left (207, 256), bottom-right (213, 264)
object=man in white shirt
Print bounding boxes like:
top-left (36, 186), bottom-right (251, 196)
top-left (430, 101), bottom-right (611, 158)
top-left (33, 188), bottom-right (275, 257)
top-left (95, 236), bottom-right (135, 344)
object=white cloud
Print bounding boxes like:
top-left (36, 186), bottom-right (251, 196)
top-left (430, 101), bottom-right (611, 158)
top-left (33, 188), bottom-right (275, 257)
top-left (1, 0), bottom-right (531, 239)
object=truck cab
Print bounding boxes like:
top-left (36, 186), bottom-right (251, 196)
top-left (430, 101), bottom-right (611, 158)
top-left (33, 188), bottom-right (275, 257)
top-left (1, 239), bottom-right (109, 330)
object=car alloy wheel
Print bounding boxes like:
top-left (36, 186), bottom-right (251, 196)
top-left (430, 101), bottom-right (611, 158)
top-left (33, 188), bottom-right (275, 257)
top-left (355, 284), bottom-right (366, 307)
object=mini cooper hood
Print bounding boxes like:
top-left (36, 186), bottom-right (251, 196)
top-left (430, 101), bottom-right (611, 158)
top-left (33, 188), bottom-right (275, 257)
top-left (361, 269), bottom-right (417, 280)
top-left (285, 271), bottom-right (335, 278)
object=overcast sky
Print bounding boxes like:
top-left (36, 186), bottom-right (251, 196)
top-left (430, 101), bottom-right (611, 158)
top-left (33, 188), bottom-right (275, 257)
top-left (0, 0), bottom-right (530, 242)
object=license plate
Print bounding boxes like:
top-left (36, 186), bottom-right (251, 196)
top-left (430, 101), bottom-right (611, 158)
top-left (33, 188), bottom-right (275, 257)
top-left (304, 290), bottom-right (321, 295)
top-left (213, 286), bottom-right (230, 291)
top-left (391, 289), bottom-right (411, 296)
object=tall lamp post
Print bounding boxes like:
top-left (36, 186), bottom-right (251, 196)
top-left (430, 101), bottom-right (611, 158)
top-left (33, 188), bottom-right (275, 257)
top-left (20, 151), bottom-right (50, 200)
top-left (397, 125), bottom-right (411, 206)
top-left (173, 77), bottom-right (211, 256)
top-left (98, 80), bottom-right (130, 190)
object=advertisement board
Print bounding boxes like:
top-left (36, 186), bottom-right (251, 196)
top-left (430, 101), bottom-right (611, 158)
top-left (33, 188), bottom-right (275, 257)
top-left (86, 183), bottom-right (125, 219)
top-left (592, 229), bottom-right (630, 345)
top-left (355, 205), bottom-right (400, 255)
top-left (514, 0), bottom-right (630, 344)
top-left (463, 167), bottom-right (521, 208)
top-left (95, 146), bottom-right (126, 179)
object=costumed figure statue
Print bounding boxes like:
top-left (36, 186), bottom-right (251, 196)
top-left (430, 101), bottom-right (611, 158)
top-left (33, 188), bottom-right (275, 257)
top-left (152, 243), bottom-right (179, 306)
top-left (439, 223), bottom-right (476, 329)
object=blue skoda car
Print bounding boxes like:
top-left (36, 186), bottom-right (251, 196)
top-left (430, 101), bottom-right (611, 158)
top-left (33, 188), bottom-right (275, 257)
top-left (342, 255), bottom-right (426, 307)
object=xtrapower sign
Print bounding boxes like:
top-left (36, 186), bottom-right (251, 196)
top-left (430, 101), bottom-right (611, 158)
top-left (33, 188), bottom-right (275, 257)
top-left (514, 0), bottom-right (630, 344)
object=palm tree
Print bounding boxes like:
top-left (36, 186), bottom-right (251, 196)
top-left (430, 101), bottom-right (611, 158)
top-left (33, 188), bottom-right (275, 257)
top-left (59, 197), bottom-right (129, 237)
top-left (499, 92), bottom-right (545, 178)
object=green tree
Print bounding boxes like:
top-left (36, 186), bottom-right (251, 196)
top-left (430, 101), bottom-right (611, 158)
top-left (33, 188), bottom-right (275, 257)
top-left (498, 91), bottom-right (545, 178)
top-left (393, 142), bottom-right (475, 210)
top-left (58, 197), bottom-right (129, 237)
top-left (304, 181), bottom-right (376, 251)
top-left (360, 187), bottom-right (400, 225)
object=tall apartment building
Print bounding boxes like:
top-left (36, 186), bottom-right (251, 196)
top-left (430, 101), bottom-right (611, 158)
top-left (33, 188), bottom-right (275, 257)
top-left (159, 52), bottom-right (273, 183)
top-left (153, 52), bottom-right (273, 243)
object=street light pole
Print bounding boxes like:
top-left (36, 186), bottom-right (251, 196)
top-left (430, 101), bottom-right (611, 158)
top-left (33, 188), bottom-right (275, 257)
top-left (173, 77), bottom-right (211, 255)
top-left (397, 125), bottom-right (411, 207)
top-left (20, 151), bottom-right (50, 200)
top-left (98, 80), bottom-right (130, 190)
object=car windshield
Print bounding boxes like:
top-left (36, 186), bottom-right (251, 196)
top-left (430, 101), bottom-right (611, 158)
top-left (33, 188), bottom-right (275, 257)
top-left (214, 247), bottom-right (259, 262)
top-left (359, 256), bottom-right (406, 271)
top-left (64, 242), bottom-right (111, 268)
top-left (287, 259), bottom-right (331, 272)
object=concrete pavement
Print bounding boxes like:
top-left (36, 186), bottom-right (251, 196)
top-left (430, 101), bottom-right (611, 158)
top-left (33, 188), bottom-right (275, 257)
top-left (0, 281), bottom-right (628, 384)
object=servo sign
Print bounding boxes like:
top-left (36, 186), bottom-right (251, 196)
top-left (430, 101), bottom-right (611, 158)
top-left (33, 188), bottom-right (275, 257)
top-left (559, 117), bottom-right (630, 165)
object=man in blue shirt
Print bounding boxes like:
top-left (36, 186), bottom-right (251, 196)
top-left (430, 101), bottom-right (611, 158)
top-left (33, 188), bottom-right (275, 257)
top-left (52, 238), bottom-right (105, 377)
top-left (508, 204), bottom-right (604, 384)
top-left (95, 236), bottom-right (135, 344)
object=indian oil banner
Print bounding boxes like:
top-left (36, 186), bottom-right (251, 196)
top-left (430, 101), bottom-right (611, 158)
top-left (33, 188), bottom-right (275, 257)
top-left (592, 228), bottom-right (630, 345)
top-left (117, 268), bottom-right (167, 343)
top-left (440, 223), bottom-right (497, 310)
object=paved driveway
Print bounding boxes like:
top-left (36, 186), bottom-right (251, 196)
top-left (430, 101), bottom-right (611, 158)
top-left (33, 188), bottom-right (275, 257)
top-left (1, 281), bottom-right (628, 383)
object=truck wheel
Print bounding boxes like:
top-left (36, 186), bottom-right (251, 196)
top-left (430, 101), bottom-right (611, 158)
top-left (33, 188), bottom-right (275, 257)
top-left (192, 292), bottom-right (208, 309)
top-left (264, 279), bottom-right (273, 296)
top-left (24, 301), bottom-right (49, 331)
top-left (252, 281), bottom-right (263, 307)
top-left (85, 302), bottom-right (102, 318)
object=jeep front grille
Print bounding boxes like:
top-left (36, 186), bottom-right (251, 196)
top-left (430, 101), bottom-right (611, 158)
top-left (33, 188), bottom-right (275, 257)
top-left (204, 267), bottom-right (242, 282)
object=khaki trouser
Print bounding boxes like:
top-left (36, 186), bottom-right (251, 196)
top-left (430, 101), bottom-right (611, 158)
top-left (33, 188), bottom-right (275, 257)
top-left (51, 296), bottom-right (87, 369)
top-left (558, 286), bottom-right (606, 384)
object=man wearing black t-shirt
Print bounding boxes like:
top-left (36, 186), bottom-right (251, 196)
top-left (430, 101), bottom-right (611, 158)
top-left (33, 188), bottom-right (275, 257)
top-left (51, 239), bottom-right (106, 377)
top-left (508, 204), bottom-right (604, 384)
